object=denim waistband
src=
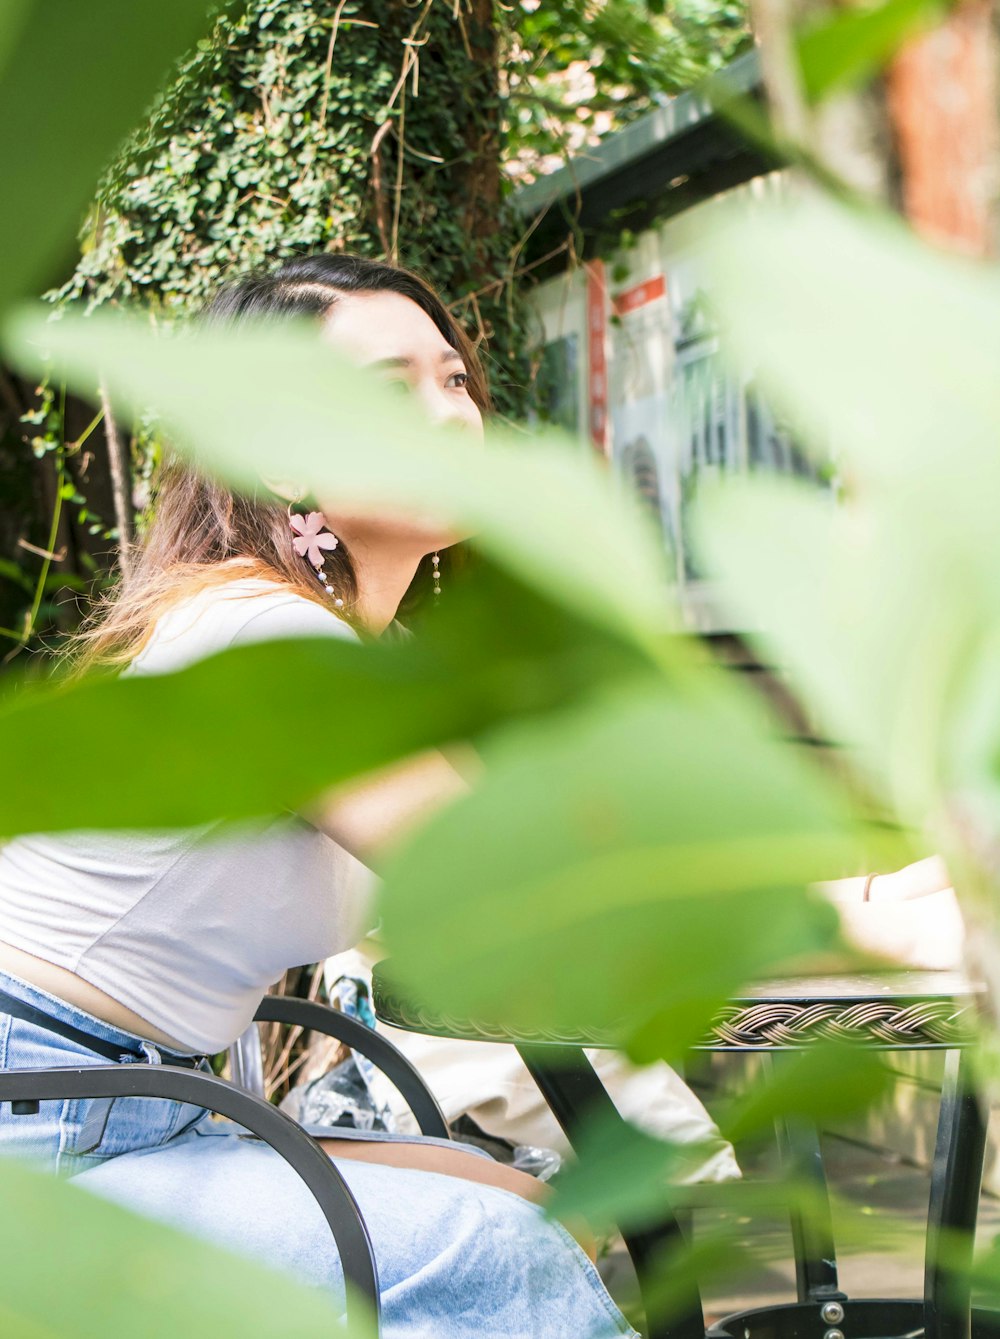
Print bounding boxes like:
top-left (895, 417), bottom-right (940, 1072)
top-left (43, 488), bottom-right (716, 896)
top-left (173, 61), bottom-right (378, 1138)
top-left (0, 967), bottom-right (202, 1061)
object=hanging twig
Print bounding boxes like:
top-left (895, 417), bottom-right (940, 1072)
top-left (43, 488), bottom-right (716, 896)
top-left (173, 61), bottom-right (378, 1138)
top-left (318, 0), bottom-right (352, 127)
top-left (17, 538), bottom-right (67, 562)
top-left (368, 0), bottom-right (434, 259)
top-left (99, 380), bottom-right (133, 580)
top-left (390, 81), bottom-right (408, 262)
top-left (451, 238), bottom-right (573, 308)
top-left (370, 120), bottom-right (395, 255)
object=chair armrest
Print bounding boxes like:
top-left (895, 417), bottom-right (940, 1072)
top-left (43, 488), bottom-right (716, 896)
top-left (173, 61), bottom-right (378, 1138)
top-left (0, 1064), bottom-right (379, 1332)
top-left (255, 995), bottom-right (450, 1140)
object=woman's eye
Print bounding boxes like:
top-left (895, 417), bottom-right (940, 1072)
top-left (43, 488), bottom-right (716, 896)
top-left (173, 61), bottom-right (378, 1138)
top-left (446, 371), bottom-right (469, 390)
top-left (383, 377), bottom-right (412, 397)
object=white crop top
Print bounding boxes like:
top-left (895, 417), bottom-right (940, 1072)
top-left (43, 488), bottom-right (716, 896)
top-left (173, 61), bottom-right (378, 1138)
top-left (0, 580), bottom-right (376, 1053)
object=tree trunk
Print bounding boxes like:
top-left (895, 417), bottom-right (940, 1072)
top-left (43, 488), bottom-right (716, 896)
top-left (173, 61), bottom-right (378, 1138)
top-left (751, 0), bottom-right (1000, 250)
top-left (885, 0), bottom-right (1000, 257)
top-left (459, 0), bottom-right (502, 263)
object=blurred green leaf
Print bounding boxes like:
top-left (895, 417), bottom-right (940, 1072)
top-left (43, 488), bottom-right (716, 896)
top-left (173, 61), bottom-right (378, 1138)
top-left (797, 0), bottom-right (949, 104)
top-left (0, 1156), bottom-right (372, 1337)
top-left (551, 1101), bottom-right (903, 1281)
top-left (697, 475), bottom-right (950, 817)
top-left (718, 1044), bottom-right (893, 1143)
top-left (702, 196), bottom-right (1000, 495)
top-left (0, 562), bottom-right (647, 834)
top-left (0, 558), bottom-right (32, 593)
top-left (0, 0), bottom-right (30, 76)
top-left (962, 1233), bottom-right (1000, 1307)
top-left (0, 0), bottom-right (216, 314)
top-left (551, 1120), bottom-right (758, 1329)
top-left (697, 196), bottom-right (1000, 824)
top-left (380, 678), bottom-right (856, 1053)
top-left (639, 1229), bottom-right (753, 1330)
top-left (4, 308), bottom-right (670, 650)
top-left (549, 1114), bottom-right (709, 1233)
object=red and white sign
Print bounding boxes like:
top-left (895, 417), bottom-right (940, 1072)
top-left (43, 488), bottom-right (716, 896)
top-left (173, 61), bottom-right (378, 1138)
top-left (612, 274), bottom-right (667, 317)
top-left (585, 259), bottom-right (609, 456)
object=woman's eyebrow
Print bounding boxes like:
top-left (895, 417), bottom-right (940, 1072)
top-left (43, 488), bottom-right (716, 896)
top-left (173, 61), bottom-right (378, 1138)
top-left (369, 349), bottom-right (466, 369)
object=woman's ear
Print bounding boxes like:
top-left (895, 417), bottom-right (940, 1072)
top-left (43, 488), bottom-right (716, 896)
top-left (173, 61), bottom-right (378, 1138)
top-left (261, 476), bottom-right (306, 503)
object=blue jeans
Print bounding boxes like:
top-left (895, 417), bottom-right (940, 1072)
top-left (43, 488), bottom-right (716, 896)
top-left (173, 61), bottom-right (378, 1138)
top-left (0, 970), bottom-right (638, 1338)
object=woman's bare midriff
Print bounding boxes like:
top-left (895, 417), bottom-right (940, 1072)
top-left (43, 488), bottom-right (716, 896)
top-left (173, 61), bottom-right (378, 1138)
top-left (0, 940), bottom-right (195, 1052)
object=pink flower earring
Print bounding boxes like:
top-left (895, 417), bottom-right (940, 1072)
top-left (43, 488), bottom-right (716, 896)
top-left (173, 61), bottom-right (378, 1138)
top-left (290, 510), bottom-right (344, 608)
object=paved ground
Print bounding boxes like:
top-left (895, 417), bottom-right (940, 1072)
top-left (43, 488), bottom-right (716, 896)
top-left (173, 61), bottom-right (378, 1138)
top-left (598, 1131), bottom-right (1000, 1333)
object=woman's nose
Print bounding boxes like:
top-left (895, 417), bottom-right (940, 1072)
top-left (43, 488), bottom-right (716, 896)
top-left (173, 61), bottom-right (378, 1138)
top-left (417, 379), bottom-right (465, 430)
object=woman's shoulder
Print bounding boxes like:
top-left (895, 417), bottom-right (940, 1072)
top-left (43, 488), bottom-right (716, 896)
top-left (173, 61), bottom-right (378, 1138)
top-left (129, 578), bottom-right (357, 676)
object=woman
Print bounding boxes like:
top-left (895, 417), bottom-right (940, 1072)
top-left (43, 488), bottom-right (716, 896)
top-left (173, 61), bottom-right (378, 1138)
top-left (0, 254), bottom-right (638, 1338)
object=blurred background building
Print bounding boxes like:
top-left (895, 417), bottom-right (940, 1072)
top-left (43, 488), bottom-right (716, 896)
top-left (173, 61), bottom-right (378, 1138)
top-left (517, 51), bottom-right (827, 631)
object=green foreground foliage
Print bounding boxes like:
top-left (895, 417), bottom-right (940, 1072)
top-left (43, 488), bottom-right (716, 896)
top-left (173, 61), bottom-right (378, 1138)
top-left (0, 1156), bottom-right (368, 1339)
top-left (3, 0), bottom-right (1000, 1333)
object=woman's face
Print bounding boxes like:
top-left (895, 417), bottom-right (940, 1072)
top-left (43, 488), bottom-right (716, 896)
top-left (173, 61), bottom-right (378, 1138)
top-left (316, 290), bottom-right (484, 555)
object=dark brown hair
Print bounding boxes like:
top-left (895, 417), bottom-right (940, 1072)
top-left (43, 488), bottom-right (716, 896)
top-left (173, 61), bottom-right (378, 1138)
top-left (74, 254), bottom-right (490, 667)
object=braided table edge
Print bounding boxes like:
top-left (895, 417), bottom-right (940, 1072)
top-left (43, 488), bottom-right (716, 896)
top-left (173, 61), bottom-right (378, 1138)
top-left (373, 984), bottom-right (978, 1051)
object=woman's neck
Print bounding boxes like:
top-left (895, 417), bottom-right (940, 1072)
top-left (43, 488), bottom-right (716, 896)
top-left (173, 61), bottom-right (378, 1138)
top-left (350, 540), bottom-right (424, 635)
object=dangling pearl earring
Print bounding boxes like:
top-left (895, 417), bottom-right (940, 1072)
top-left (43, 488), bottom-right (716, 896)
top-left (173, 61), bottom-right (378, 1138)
top-left (431, 552), bottom-right (441, 600)
top-left (289, 509), bottom-right (344, 609)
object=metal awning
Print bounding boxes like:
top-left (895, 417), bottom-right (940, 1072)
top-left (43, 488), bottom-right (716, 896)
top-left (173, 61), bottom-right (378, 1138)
top-left (511, 51), bottom-right (771, 267)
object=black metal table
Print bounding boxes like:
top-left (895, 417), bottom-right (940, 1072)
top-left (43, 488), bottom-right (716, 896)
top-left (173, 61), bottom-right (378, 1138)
top-left (373, 967), bottom-right (993, 1339)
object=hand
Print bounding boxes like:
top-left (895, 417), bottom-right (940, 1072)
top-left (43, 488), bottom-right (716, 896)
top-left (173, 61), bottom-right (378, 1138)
top-left (817, 855), bottom-right (953, 906)
top-left (816, 857), bottom-right (964, 970)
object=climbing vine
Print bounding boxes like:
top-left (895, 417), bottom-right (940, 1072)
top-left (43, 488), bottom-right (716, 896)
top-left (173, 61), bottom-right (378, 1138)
top-left (56, 0), bottom-right (531, 394)
top-left (5, 0), bottom-right (537, 656)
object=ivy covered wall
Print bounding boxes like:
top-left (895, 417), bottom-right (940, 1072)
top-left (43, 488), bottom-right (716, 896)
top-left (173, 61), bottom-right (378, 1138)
top-left (2, 0), bottom-right (535, 658)
top-left (60, 0), bottom-right (525, 391)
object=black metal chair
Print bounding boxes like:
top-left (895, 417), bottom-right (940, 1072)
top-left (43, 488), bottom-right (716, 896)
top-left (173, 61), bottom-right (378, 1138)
top-left (0, 993), bottom-right (451, 1337)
